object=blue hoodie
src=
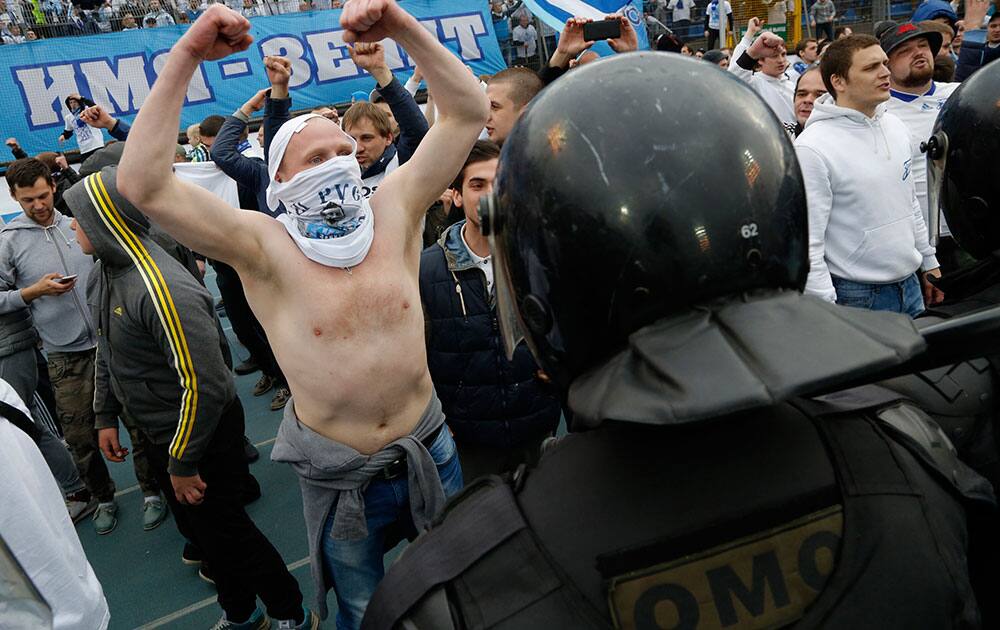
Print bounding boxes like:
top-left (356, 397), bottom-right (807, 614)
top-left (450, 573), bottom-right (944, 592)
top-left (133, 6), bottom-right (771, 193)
top-left (911, 0), bottom-right (957, 24)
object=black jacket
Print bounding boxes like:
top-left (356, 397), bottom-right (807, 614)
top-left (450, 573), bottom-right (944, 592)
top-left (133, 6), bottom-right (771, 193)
top-left (955, 28), bottom-right (1000, 82)
top-left (213, 114), bottom-right (277, 216)
top-left (419, 221), bottom-right (560, 447)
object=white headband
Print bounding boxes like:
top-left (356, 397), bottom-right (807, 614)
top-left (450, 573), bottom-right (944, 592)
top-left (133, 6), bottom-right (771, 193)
top-left (266, 113), bottom-right (359, 177)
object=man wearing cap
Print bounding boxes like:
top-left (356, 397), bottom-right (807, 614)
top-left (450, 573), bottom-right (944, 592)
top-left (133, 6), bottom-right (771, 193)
top-left (878, 21), bottom-right (962, 271)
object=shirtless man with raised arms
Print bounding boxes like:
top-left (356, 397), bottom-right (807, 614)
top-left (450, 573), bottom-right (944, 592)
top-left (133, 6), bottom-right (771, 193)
top-left (117, 2), bottom-right (488, 626)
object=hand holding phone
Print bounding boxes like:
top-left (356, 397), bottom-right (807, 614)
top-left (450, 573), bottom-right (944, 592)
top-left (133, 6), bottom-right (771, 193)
top-left (583, 19), bottom-right (621, 42)
top-left (55, 274), bottom-right (78, 285)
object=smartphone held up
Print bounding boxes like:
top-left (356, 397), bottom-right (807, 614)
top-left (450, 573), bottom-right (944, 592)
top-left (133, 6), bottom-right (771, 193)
top-left (583, 19), bottom-right (621, 41)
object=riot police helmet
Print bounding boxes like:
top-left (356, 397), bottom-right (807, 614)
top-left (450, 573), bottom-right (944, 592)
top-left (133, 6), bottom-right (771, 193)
top-left (480, 52), bottom-right (809, 389)
top-left (924, 62), bottom-right (1000, 260)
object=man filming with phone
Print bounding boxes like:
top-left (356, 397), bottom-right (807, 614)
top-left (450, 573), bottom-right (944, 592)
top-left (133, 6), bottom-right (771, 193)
top-left (489, 15), bottom-right (637, 148)
top-left (540, 14), bottom-right (639, 84)
top-left (0, 157), bottom-right (122, 535)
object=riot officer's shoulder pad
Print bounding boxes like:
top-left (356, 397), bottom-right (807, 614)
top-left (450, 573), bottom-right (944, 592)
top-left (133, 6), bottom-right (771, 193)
top-left (877, 402), bottom-right (996, 507)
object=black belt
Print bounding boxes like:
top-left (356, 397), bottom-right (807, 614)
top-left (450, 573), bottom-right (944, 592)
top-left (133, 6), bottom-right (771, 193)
top-left (373, 424), bottom-right (445, 481)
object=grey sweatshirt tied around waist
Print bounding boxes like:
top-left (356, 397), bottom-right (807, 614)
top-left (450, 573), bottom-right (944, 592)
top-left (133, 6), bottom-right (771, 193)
top-left (270, 392), bottom-right (447, 618)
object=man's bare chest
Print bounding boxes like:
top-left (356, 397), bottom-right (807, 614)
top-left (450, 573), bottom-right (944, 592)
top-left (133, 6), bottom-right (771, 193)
top-left (253, 244), bottom-right (417, 334)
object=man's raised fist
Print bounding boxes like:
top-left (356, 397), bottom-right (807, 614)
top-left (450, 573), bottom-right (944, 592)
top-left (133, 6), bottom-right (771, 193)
top-left (175, 5), bottom-right (253, 62)
top-left (340, 0), bottom-right (413, 44)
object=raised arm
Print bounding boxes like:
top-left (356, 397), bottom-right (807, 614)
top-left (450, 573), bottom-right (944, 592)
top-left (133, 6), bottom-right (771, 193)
top-left (5, 138), bottom-right (28, 160)
top-left (262, 55), bottom-right (293, 161)
top-left (214, 89), bottom-right (268, 187)
top-left (80, 105), bottom-right (130, 141)
top-left (341, 0), bottom-right (488, 223)
top-left (732, 22), bottom-right (784, 83)
top-left (348, 42), bottom-right (429, 163)
top-left (117, 6), bottom-right (266, 272)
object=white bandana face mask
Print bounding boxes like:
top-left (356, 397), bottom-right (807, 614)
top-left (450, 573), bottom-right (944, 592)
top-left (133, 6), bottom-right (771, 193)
top-left (267, 114), bottom-right (375, 269)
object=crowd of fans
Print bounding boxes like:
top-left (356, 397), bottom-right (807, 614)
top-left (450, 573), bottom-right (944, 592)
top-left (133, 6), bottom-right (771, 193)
top-left (0, 0), bottom-right (346, 40)
top-left (0, 0), bottom-right (927, 52)
top-left (1, 0), bottom-right (999, 628)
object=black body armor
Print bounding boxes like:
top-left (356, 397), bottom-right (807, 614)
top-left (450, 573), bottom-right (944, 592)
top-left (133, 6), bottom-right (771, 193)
top-left (364, 390), bottom-right (993, 630)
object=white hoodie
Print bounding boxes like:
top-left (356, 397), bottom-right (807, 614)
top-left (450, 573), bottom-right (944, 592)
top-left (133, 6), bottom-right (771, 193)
top-left (795, 94), bottom-right (938, 302)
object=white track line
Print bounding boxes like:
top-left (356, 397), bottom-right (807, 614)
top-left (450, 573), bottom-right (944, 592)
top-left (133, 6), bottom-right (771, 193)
top-left (135, 557), bottom-right (311, 629)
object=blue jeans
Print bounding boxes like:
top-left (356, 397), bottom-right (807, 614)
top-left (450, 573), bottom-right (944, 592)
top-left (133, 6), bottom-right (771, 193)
top-left (321, 428), bottom-right (463, 630)
top-left (832, 274), bottom-right (924, 318)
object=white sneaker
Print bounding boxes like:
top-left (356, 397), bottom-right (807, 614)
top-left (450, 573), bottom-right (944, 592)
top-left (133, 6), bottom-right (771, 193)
top-left (66, 493), bottom-right (97, 523)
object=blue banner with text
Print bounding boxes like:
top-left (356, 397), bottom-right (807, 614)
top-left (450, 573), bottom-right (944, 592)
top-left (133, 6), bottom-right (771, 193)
top-left (2, 0), bottom-right (505, 157)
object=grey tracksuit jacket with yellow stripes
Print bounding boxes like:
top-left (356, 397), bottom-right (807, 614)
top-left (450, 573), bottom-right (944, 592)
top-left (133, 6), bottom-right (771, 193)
top-left (65, 167), bottom-right (235, 476)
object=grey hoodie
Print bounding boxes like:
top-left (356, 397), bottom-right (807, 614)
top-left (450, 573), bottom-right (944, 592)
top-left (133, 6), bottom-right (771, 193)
top-left (64, 167), bottom-right (235, 476)
top-left (0, 211), bottom-right (96, 354)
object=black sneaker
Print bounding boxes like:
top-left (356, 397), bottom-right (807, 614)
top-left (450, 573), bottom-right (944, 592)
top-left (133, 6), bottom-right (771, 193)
top-left (182, 542), bottom-right (203, 566)
top-left (243, 437), bottom-right (259, 463)
top-left (252, 374), bottom-right (274, 396)
top-left (240, 474), bottom-right (262, 506)
top-left (199, 562), bottom-right (216, 585)
top-left (235, 359), bottom-right (260, 376)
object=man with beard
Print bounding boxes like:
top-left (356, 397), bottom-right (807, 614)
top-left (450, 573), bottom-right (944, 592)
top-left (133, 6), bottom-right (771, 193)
top-left (878, 21), bottom-right (962, 271)
top-left (918, 20), bottom-right (957, 80)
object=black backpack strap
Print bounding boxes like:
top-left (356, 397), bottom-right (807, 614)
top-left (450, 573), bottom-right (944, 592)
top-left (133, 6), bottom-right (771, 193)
top-left (362, 476), bottom-right (530, 630)
top-left (0, 399), bottom-right (39, 443)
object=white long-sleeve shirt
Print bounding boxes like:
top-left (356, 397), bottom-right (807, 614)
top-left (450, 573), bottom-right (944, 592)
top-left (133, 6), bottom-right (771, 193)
top-left (0, 378), bottom-right (110, 630)
top-left (795, 95), bottom-right (938, 302)
top-left (886, 81), bottom-right (959, 238)
top-left (728, 33), bottom-right (796, 124)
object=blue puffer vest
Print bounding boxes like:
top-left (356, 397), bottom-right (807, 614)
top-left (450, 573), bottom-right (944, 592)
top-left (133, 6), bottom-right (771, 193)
top-left (419, 221), bottom-right (561, 448)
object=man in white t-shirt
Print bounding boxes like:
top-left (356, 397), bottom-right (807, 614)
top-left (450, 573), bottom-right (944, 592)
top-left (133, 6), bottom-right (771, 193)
top-left (879, 22), bottom-right (961, 269)
top-left (59, 95), bottom-right (105, 159)
top-left (703, 0), bottom-right (732, 48)
top-left (667, 0), bottom-right (694, 25)
top-left (0, 377), bottom-right (110, 630)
